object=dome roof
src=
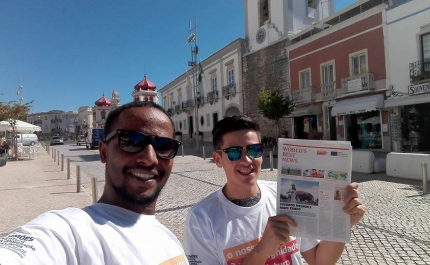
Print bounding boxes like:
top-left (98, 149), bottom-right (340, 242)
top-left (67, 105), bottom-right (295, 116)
top-left (134, 74), bottom-right (156, 91)
top-left (95, 95), bottom-right (111, 107)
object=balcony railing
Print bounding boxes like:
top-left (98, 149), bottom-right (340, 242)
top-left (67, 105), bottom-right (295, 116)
top-left (322, 82), bottom-right (336, 100)
top-left (167, 108), bottom-right (174, 116)
top-left (222, 83), bottom-right (236, 98)
top-left (207, 90), bottom-right (219, 103)
top-left (341, 73), bottom-right (374, 94)
top-left (182, 100), bottom-right (194, 110)
top-left (292, 87), bottom-right (315, 105)
top-left (196, 95), bottom-right (205, 107)
top-left (174, 104), bottom-right (182, 114)
top-left (410, 59), bottom-right (430, 83)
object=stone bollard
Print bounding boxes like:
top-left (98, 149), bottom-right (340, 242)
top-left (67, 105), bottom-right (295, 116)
top-left (422, 162), bottom-right (428, 195)
top-left (61, 154), bottom-right (64, 171)
top-left (203, 146), bottom-right (206, 160)
top-left (92, 177), bottom-right (98, 203)
top-left (269, 151), bottom-right (273, 171)
top-left (76, 165), bottom-right (81, 192)
top-left (182, 145), bottom-right (184, 157)
top-left (57, 151), bottom-right (60, 165)
top-left (67, 158), bottom-right (70, 179)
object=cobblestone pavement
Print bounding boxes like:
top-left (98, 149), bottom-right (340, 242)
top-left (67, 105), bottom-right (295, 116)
top-left (52, 144), bottom-right (430, 264)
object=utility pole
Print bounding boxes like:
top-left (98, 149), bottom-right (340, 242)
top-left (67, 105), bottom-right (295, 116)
top-left (187, 17), bottom-right (199, 151)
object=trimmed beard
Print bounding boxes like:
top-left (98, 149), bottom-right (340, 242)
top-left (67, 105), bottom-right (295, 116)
top-left (107, 174), bottom-right (163, 207)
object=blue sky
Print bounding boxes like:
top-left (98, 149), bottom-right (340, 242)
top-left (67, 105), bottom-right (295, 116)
top-left (0, 0), bottom-right (357, 113)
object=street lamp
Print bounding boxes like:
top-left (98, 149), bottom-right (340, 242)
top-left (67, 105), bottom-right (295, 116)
top-left (187, 17), bottom-right (200, 151)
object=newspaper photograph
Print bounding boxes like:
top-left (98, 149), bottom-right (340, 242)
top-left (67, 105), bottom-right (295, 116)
top-left (276, 138), bottom-right (352, 243)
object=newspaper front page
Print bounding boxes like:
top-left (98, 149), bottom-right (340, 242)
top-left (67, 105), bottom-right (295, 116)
top-left (276, 138), bottom-right (352, 243)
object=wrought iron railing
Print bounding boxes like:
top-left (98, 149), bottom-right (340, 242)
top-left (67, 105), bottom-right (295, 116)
top-left (174, 104), bottom-right (182, 113)
top-left (292, 87), bottom-right (315, 105)
top-left (167, 108), bottom-right (174, 116)
top-left (410, 59), bottom-right (430, 83)
top-left (341, 73), bottom-right (374, 94)
top-left (182, 100), bottom-right (194, 110)
top-left (207, 90), bottom-right (219, 102)
top-left (322, 82), bottom-right (336, 100)
top-left (222, 83), bottom-right (236, 97)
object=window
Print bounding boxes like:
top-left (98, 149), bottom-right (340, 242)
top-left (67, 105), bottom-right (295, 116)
top-left (422, 32), bottom-right (430, 61)
top-left (101, 111), bottom-right (106, 120)
top-left (149, 97), bottom-right (153, 102)
top-left (259, 0), bottom-right (269, 27)
top-left (350, 50), bottom-right (368, 76)
top-left (299, 69), bottom-right (311, 89)
top-left (211, 77), bottom-right (217, 91)
top-left (228, 69), bottom-right (235, 85)
top-left (321, 63), bottom-right (334, 84)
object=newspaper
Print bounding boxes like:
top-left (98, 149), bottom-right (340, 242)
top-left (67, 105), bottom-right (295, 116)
top-left (276, 138), bottom-right (352, 243)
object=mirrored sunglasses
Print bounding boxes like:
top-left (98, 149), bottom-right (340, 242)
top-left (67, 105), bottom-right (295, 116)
top-left (217, 143), bottom-right (264, 162)
top-left (104, 129), bottom-right (181, 159)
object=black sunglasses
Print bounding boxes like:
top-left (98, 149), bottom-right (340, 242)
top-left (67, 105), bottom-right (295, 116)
top-left (104, 129), bottom-right (181, 159)
top-left (216, 143), bottom-right (264, 162)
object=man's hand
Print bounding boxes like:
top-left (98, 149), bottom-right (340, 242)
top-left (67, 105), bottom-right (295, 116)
top-left (253, 215), bottom-right (297, 257)
top-left (343, 182), bottom-right (366, 227)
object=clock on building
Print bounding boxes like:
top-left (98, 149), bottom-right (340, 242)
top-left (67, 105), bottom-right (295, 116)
top-left (256, 27), bottom-right (266, 44)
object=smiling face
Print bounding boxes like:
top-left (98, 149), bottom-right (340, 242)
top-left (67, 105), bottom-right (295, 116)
top-left (213, 129), bottom-right (262, 199)
top-left (98, 106), bottom-right (174, 214)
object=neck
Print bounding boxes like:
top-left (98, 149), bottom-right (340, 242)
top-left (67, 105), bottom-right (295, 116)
top-left (223, 183), bottom-right (260, 200)
top-left (98, 194), bottom-right (156, 215)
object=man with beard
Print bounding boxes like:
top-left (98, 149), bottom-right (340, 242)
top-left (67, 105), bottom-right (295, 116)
top-left (0, 101), bottom-right (189, 264)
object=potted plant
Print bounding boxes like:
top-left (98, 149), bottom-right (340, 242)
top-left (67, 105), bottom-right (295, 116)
top-left (175, 131), bottom-right (182, 141)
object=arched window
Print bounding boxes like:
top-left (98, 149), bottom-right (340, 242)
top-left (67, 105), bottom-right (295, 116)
top-left (144, 97), bottom-right (148, 101)
top-left (101, 111), bottom-right (106, 120)
top-left (149, 97), bottom-right (154, 102)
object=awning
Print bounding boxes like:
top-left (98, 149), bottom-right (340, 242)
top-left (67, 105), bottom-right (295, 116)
top-left (331, 94), bottom-right (384, 116)
top-left (384, 93), bottom-right (430, 108)
top-left (288, 106), bottom-right (321, 118)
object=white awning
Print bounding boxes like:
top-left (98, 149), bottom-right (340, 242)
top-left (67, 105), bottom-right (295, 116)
top-left (288, 106), bottom-right (321, 118)
top-left (384, 93), bottom-right (430, 108)
top-left (331, 94), bottom-right (384, 116)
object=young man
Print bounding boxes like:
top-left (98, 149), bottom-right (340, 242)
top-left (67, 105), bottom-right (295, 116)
top-left (0, 101), bottom-right (189, 264)
top-left (183, 115), bottom-right (365, 265)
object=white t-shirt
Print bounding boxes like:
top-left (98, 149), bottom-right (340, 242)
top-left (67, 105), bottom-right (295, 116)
top-left (0, 203), bottom-right (188, 265)
top-left (183, 181), bottom-right (319, 265)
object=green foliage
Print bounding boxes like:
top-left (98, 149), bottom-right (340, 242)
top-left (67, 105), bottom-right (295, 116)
top-left (0, 101), bottom-right (33, 122)
top-left (257, 89), bottom-right (294, 136)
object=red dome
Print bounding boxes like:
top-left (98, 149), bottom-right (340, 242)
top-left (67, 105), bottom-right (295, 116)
top-left (134, 74), bottom-right (156, 91)
top-left (95, 95), bottom-right (111, 107)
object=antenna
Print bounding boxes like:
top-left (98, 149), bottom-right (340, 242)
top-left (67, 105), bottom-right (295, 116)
top-left (17, 76), bottom-right (24, 104)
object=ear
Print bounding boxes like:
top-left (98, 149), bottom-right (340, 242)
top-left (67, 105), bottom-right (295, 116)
top-left (99, 140), bottom-right (108, 164)
top-left (212, 151), bottom-right (223, 168)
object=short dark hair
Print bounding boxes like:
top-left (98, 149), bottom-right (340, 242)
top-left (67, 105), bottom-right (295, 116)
top-left (104, 101), bottom-right (174, 139)
top-left (212, 115), bottom-right (260, 149)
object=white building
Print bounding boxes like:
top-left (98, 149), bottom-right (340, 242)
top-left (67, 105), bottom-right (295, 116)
top-left (27, 110), bottom-right (78, 139)
top-left (384, 0), bottom-right (430, 152)
top-left (159, 38), bottom-right (246, 142)
top-left (91, 91), bottom-right (121, 129)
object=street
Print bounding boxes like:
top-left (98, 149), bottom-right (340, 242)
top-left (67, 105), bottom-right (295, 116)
top-left (51, 143), bottom-right (430, 264)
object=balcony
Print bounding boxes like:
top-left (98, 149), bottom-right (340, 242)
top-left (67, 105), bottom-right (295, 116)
top-left (174, 104), bottom-right (182, 114)
top-left (167, 108), bottom-right (174, 117)
top-left (182, 100), bottom-right (194, 111)
top-left (222, 83), bottom-right (236, 99)
top-left (207, 90), bottom-right (219, 104)
top-left (322, 82), bottom-right (336, 100)
top-left (50, 119), bottom-right (62, 124)
top-left (410, 59), bottom-right (430, 83)
top-left (292, 87), bottom-right (315, 105)
top-left (341, 73), bottom-right (374, 94)
top-left (195, 95), bottom-right (205, 107)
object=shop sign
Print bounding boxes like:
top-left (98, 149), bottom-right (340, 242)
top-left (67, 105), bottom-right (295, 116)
top-left (408, 82), bottom-right (430, 96)
top-left (347, 78), bottom-right (362, 92)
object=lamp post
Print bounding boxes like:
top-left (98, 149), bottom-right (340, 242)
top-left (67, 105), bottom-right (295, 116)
top-left (187, 17), bottom-right (199, 151)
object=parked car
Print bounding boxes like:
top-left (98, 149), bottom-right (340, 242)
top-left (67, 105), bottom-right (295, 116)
top-left (76, 135), bottom-right (86, 146)
top-left (8, 133), bottom-right (39, 146)
top-left (50, 136), bottom-right (64, 145)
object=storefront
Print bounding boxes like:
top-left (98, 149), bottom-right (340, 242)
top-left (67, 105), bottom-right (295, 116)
top-left (288, 106), bottom-right (323, 139)
top-left (385, 84), bottom-right (430, 152)
top-left (331, 94), bottom-right (388, 150)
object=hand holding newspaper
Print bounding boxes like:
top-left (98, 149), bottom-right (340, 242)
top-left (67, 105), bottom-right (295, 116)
top-left (276, 138), bottom-right (352, 243)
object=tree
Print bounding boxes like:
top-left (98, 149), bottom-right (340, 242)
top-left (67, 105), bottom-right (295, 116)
top-left (0, 100), bottom-right (34, 160)
top-left (257, 89), bottom-right (294, 138)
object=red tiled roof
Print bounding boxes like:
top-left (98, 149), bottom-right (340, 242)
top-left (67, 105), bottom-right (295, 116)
top-left (134, 74), bottom-right (156, 91)
top-left (95, 95), bottom-right (111, 106)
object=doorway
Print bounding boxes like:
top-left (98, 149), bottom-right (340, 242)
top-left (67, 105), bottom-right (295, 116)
top-left (212, 112), bottom-right (218, 129)
top-left (188, 116), bottom-right (194, 138)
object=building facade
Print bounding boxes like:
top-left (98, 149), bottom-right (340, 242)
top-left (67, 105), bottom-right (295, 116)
top-left (288, 1), bottom-right (390, 153)
top-left (27, 110), bottom-right (78, 139)
top-left (159, 38), bottom-right (246, 142)
top-left (384, 0), bottom-right (430, 152)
